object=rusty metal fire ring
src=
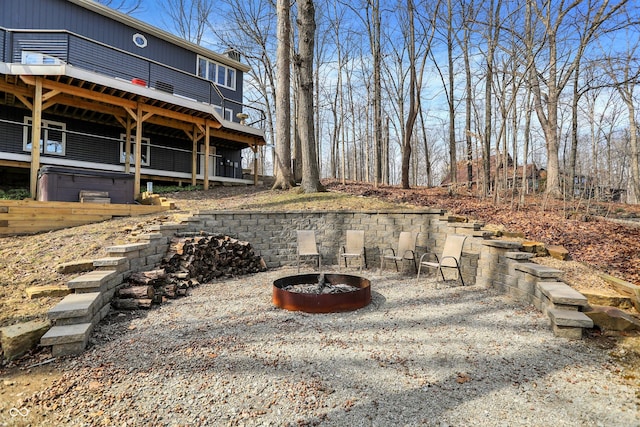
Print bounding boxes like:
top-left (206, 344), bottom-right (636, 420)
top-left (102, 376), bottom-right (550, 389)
top-left (273, 273), bottom-right (371, 313)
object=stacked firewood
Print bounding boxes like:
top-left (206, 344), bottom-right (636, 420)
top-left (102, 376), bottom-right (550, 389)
top-left (112, 269), bottom-right (165, 309)
top-left (161, 234), bottom-right (267, 283)
top-left (111, 233), bottom-right (266, 310)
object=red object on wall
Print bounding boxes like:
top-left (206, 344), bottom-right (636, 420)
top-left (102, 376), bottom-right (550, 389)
top-left (131, 78), bottom-right (146, 86)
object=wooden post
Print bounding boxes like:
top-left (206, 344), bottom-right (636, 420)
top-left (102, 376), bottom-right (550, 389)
top-left (253, 144), bottom-right (258, 185)
top-left (204, 122), bottom-right (210, 190)
top-left (29, 77), bottom-right (43, 199)
top-left (134, 104), bottom-right (143, 198)
top-left (191, 126), bottom-right (198, 187)
top-left (125, 116), bottom-right (132, 173)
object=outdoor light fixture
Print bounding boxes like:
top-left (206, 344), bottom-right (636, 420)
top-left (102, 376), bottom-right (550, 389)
top-left (236, 113), bottom-right (249, 125)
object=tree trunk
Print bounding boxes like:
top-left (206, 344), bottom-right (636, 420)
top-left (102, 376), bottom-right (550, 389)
top-left (272, 0), bottom-right (295, 190)
top-left (296, 0), bottom-right (324, 193)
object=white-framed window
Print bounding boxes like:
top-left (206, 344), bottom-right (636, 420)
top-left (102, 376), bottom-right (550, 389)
top-left (213, 106), bottom-right (234, 122)
top-left (23, 117), bottom-right (66, 155)
top-left (120, 134), bottom-right (150, 166)
top-left (197, 56), bottom-right (236, 90)
top-left (21, 51), bottom-right (61, 65)
top-left (132, 33), bottom-right (148, 48)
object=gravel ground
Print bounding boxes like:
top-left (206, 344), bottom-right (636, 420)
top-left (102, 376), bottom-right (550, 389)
top-left (13, 267), bottom-right (640, 426)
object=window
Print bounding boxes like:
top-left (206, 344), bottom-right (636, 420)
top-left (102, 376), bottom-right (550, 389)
top-left (21, 51), bottom-right (61, 65)
top-left (132, 33), bottom-right (148, 48)
top-left (214, 106), bottom-right (234, 122)
top-left (23, 117), bottom-right (66, 155)
top-left (196, 55), bottom-right (236, 90)
top-left (120, 134), bottom-right (150, 166)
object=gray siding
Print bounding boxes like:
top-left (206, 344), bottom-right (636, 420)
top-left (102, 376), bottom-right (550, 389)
top-left (0, 29), bottom-right (5, 62)
top-left (0, 0), bottom-right (245, 106)
top-left (68, 35), bottom-right (149, 81)
top-left (1, 0), bottom-right (192, 72)
top-left (11, 33), bottom-right (69, 63)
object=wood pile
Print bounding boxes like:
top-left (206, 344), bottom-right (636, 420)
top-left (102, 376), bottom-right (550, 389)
top-left (111, 234), bottom-right (266, 310)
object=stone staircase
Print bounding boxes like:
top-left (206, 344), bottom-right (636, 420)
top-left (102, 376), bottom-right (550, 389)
top-left (39, 225), bottom-right (183, 356)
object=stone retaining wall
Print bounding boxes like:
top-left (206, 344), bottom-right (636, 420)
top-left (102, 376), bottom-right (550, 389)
top-left (6, 209), bottom-right (593, 361)
top-left (185, 210), bottom-right (486, 284)
top-left (180, 210), bottom-right (570, 310)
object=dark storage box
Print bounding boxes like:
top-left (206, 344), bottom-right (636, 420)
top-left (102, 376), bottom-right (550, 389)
top-left (37, 166), bottom-right (135, 204)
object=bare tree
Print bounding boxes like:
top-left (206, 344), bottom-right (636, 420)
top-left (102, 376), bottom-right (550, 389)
top-left (400, 0), bottom-right (440, 189)
top-left (526, 0), bottom-right (628, 198)
top-left (209, 0), bottom-right (278, 175)
top-left (272, 0), bottom-right (296, 189)
top-left (97, 0), bottom-right (142, 13)
top-left (603, 33), bottom-right (640, 203)
top-left (161, 0), bottom-right (213, 44)
top-left (295, 0), bottom-right (324, 192)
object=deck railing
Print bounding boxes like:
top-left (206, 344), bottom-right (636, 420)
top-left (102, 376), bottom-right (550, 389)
top-left (2, 28), bottom-right (266, 128)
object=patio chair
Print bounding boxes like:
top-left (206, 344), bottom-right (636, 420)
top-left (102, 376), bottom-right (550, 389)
top-left (339, 230), bottom-right (367, 271)
top-left (296, 230), bottom-right (322, 272)
top-left (380, 231), bottom-right (418, 273)
top-left (417, 234), bottom-right (467, 287)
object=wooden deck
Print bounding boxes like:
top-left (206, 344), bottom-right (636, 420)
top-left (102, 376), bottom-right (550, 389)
top-left (0, 199), bottom-right (171, 236)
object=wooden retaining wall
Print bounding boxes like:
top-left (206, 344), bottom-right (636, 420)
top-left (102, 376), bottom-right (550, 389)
top-left (0, 200), bottom-right (170, 235)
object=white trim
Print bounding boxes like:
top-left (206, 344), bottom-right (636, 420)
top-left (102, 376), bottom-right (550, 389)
top-left (132, 33), bottom-right (147, 48)
top-left (23, 117), bottom-right (67, 156)
top-left (119, 134), bottom-right (150, 166)
top-left (196, 55), bottom-right (237, 91)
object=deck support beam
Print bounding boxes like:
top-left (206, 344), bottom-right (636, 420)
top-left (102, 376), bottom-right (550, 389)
top-left (29, 77), bottom-right (43, 200)
top-left (204, 122), bottom-right (211, 190)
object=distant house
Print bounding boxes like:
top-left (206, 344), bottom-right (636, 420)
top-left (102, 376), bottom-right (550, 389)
top-left (0, 0), bottom-right (266, 199)
top-left (440, 154), bottom-right (541, 192)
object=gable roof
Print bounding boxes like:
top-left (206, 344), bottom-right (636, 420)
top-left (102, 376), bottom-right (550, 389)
top-left (67, 0), bottom-right (250, 72)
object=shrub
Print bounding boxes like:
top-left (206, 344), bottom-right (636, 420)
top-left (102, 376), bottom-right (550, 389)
top-left (0, 188), bottom-right (31, 200)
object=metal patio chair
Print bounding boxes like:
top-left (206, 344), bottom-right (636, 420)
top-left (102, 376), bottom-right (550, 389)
top-left (296, 230), bottom-right (322, 272)
top-left (380, 231), bottom-right (418, 273)
top-left (339, 230), bottom-right (367, 271)
top-left (417, 234), bottom-right (467, 287)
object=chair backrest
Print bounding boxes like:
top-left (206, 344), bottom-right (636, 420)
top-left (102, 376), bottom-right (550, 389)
top-left (345, 230), bottom-right (365, 253)
top-left (440, 234), bottom-right (467, 267)
top-left (297, 230), bottom-right (318, 255)
top-left (397, 231), bottom-right (418, 258)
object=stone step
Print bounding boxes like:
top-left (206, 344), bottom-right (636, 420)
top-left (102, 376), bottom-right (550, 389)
top-left (47, 292), bottom-right (101, 322)
top-left (66, 270), bottom-right (118, 292)
top-left (538, 282), bottom-right (588, 308)
top-left (105, 242), bottom-right (150, 259)
top-left (548, 308), bottom-right (594, 328)
top-left (514, 262), bottom-right (563, 279)
top-left (40, 322), bottom-right (92, 346)
top-left (547, 307), bottom-right (594, 339)
top-left (93, 257), bottom-right (129, 273)
top-left (40, 323), bottom-right (93, 357)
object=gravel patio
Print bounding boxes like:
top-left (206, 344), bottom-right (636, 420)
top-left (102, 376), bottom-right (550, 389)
top-left (22, 267), bottom-right (640, 426)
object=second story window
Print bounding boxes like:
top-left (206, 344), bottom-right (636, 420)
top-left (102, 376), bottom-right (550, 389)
top-left (21, 51), bottom-right (61, 65)
top-left (197, 56), bottom-right (236, 91)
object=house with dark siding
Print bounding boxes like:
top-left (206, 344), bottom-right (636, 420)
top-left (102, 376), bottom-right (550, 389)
top-left (0, 0), bottom-right (266, 200)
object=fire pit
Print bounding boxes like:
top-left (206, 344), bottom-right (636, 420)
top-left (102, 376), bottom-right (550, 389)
top-left (273, 273), bottom-right (371, 313)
